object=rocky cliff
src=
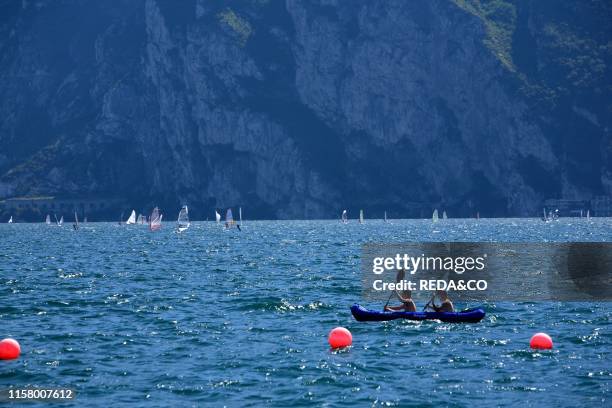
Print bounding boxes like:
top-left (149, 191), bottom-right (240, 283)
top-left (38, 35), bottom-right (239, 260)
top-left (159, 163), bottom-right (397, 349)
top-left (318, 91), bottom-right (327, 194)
top-left (0, 0), bottom-right (610, 219)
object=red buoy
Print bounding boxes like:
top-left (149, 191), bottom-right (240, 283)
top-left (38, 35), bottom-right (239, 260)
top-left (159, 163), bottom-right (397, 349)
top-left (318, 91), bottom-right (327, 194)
top-left (0, 338), bottom-right (21, 360)
top-left (328, 327), bottom-right (352, 349)
top-left (530, 332), bottom-right (553, 350)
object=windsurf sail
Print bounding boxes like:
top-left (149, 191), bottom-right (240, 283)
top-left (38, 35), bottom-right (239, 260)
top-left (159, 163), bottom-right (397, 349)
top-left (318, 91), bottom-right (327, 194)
top-left (215, 210), bottom-right (221, 223)
top-left (442, 211), bottom-right (448, 220)
top-left (126, 210), bottom-right (136, 225)
top-left (137, 214), bottom-right (145, 224)
top-left (8, 216), bottom-right (13, 223)
top-left (239, 207), bottom-right (242, 224)
top-left (46, 214), bottom-right (51, 225)
top-left (341, 210), bottom-right (348, 223)
top-left (177, 206), bottom-right (190, 232)
top-left (432, 209), bottom-right (439, 222)
top-left (384, 211), bottom-right (387, 222)
top-left (226, 208), bottom-right (234, 226)
top-left (359, 209), bottom-right (364, 224)
top-left (150, 207), bottom-right (162, 231)
top-left (59, 216), bottom-right (64, 226)
top-left (74, 211), bottom-right (79, 229)
top-left (587, 210), bottom-right (590, 220)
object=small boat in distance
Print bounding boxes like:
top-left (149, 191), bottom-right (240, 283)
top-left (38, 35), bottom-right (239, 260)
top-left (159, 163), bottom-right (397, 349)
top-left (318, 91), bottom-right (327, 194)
top-left (443, 211), bottom-right (448, 220)
top-left (126, 210), bottom-right (137, 225)
top-left (8, 216), bottom-right (13, 223)
top-left (542, 208), bottom-right (559, 222)
top-left (46, 214), bottom-right (51, 225)
top-left (225, 208), bottom-right (234, 229)
top-left (150, 207), bottom-right (162, 231)
top-left (215, 210), bottom-right (221, 223)
top-left (359, 209), bottom-right (364, 224)
top-left (177, 206), bottom-right (190, 232)
top-left (432, 209), bottom-right (439, 223)
top-left (341, 210), bottom-right (348, 223)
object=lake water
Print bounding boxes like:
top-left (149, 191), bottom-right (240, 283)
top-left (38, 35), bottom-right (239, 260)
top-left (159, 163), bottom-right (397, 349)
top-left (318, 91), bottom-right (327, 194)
top-left (0, 218), bottom-right (610, 406)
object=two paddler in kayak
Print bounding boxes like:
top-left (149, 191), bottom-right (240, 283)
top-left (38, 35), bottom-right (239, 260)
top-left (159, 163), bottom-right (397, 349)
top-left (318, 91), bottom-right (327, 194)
top-left (383, 268), bottom-right (455, 312)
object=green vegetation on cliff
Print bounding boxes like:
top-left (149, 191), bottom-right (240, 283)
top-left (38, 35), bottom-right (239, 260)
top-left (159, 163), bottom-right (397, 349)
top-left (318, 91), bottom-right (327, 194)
top-left (452, 0), bottom-right (518, 71)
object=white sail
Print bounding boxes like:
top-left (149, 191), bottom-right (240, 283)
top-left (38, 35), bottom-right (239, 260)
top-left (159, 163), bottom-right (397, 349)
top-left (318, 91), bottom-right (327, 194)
top-left (239, 207), bottom-right (242, 224)
top-left (215, 210), bottom-right (221, 223)
top-left (126, 210), bottom-right (136, 225)
top-left (587, 210), bottom-right (590, 220)
top-left (59, 216), bottom-right (64, 226)
top-left (46, 214), bottom-right (51, 225)
top-left (226, 208), bottom-right (233, 224)
top-left (341, 210), bottom-right (347, 223)
top-left (150, 207), bottom-right (162, 231)
top-left (177, 206), bottom-right (190, 232)
top-left (74, 211), bottom-right (79, 229)
top-left (359, 209), bottom-right (364, 224)
top-left (442, 211), bottom-right (448, 220)
top-left (432, 209), bottom-right (439, 222)
top-left (8, 216), bottom-right (13, 223)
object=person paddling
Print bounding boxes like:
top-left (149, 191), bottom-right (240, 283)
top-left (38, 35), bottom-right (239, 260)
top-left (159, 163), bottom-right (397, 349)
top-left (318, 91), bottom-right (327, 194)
top-left (384, 289), bottom-right (417, 312)
top-left (425, 290), bottom-right (454, 312)
top-left (383, 268), bottom-right (416, 312)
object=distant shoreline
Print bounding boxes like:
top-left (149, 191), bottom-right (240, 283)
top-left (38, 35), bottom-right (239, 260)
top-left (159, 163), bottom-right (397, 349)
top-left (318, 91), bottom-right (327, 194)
top-left (1, 216), bottom-right (610, 224)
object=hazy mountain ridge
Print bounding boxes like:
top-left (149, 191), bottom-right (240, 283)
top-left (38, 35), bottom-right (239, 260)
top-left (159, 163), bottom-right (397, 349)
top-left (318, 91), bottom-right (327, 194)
top-left (0, 0), bottom-right (610, 219)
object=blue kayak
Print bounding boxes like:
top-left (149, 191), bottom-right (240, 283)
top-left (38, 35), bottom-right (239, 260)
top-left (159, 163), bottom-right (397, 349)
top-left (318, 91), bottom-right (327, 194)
top-left (351, 304), bottom-right (486, 323)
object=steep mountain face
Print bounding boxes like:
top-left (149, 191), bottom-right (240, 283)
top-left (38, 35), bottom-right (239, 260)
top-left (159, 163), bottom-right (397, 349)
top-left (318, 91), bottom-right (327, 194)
top-left (0, 0), bottom-right (610, 219)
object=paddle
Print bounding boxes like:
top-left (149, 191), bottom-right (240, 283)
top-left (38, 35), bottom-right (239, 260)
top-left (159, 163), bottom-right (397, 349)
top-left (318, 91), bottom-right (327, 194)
top-left (383, 268), bottom-right (406, 310)
top-left (423, 294), bottom-right (435, 311)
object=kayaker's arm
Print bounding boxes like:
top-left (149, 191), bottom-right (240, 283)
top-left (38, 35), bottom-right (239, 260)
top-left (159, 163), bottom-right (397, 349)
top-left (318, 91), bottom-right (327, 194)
top-left (396, 291), bottom-right (410, 303)
top-left (425, 298), bottom-right (440, 312)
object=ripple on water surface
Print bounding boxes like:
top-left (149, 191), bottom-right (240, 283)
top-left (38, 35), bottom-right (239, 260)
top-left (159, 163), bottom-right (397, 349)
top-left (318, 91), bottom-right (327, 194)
top-left (0, 219), bottom-right (610, 406)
